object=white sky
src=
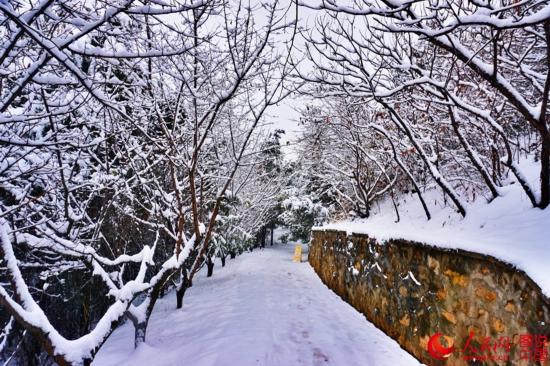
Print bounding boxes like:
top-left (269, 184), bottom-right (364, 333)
top-left (265, 98), bottom-right (303, 160)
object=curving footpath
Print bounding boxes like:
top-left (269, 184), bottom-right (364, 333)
top-left (94, 244), bottom-right (423, 366)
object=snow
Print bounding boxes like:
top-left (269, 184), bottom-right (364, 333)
top-left (0, 218), bottom-right (128, 363)
top-left (316, 157), bottom-right (550, 298)
top-left (1, 216), bottom-right (200, 363)
top-left (94, 245), bottom-right (422, 366)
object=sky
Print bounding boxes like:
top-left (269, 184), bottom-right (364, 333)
top-left (265, 98), bottom-right (303, 160)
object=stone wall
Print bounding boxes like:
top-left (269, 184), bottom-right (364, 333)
top-left (309, 229), bottom-right (550, 366)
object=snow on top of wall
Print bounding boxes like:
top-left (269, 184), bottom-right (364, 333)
top-left (314, 158), bottom-right (550, 298)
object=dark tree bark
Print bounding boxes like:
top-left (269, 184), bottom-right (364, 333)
top-left (540, 133), bottom-right (550, 208)
top-left (206, 255), bottom-right (214, 277)
top-left (221, 255), bottom-right (226, 267)
top-left (176, 269), bottom-right (190, 309)
top-left (260, 227), bottom-right (266, 248)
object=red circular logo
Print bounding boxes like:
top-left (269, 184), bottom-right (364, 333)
top-left (428, 333), bottom-right (455, 360)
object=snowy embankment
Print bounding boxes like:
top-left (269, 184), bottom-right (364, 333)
top-left (94, 245), bottom-right (422, 366)
top-left (316, 158), bottom-right (550, 297)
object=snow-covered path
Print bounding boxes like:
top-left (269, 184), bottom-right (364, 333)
top-left (94, 245), bottom-right (422, 366)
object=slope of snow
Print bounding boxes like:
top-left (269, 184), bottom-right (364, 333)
top-left (94, 245), bottom-right (422, 366)
top-left (316, 158), bottom-right (550, 297)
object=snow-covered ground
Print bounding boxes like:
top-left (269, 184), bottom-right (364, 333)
top-left (316, 157), bottom-right (550, 297)
top-left (94, 245), bottom-right (422, 366)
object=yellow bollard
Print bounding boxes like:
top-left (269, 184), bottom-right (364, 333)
top-left (292, 244), bottom-right (302, 263)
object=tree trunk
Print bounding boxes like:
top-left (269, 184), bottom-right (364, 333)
top-left (270, 223), bottom-right (274, 246)
top-left (260, 228), bottom-right (266, 248)
top-left (206, 256), bottom-right (214, 277)
top-left (230, 250), bottom-right (236, 259)
top-left (134, 321), bottom-right (147, 348)
top-left (221, 255), bottom-right (226, 267)
top-left (491, 137), bottom-right (502, 183)
top-left (176, 287), bottom-right (186, 309)
top-left (127, 301), bottom-right (152, 349)
top-left (176, 270), bottom-right (190, 309)
top-left (540, 133), bottom-right (550, 208)
top-left (130, 267), bottom-right (174, 346)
